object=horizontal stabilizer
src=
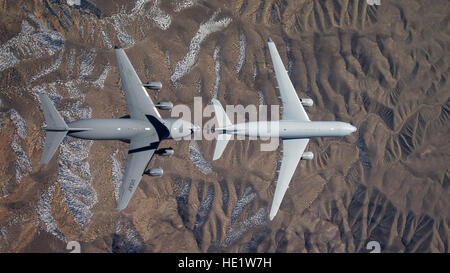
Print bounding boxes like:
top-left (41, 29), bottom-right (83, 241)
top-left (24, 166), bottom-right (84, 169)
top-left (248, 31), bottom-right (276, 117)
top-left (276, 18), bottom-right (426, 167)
top-left (213, 133), bottom-right (231, 160)
top-left (40, 131), bottom-right (67, 164)
top-left (211, 99), bottom-right (233, 160)
top-left (38, 93), bottom-right (68, 130)
top-left (211, 99), bottom-right (232, 128)
top-left (38, 93), bottom-right (68, 164)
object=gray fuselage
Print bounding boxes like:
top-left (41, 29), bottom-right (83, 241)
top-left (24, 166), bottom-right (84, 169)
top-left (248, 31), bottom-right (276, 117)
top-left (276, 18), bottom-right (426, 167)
top-left (67, 118), bottom-right (195, 141)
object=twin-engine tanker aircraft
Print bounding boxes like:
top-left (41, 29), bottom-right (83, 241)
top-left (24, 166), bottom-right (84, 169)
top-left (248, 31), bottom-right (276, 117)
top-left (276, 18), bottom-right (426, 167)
top-left (39, 47), bottom-right (199, 211)
top-left (212, 38), bottom-right (357, 220)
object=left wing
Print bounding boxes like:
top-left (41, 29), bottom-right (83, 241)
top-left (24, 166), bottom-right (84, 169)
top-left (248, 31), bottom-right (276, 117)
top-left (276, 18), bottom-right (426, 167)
top-left (267, 38), bottom-right (310, 122)
top-left (115, 48), bottom-right (162, 121)
top-left (116, 133), bottom-right (159, 211)
top-left (270, 138), bottom-right (309, 220)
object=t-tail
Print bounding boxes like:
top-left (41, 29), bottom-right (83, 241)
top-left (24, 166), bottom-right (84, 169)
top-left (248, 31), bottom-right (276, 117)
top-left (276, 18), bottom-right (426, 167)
top-left (211, 99), bottom-right (232, 160)
top-left (38, 93), bottom-right (68, 164)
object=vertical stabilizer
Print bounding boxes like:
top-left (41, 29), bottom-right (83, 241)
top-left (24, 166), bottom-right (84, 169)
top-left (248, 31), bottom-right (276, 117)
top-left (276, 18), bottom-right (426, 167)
top-left (37, 93), bottom-right (68, 164)
top-left (211, 99), bottom-right (232, 160)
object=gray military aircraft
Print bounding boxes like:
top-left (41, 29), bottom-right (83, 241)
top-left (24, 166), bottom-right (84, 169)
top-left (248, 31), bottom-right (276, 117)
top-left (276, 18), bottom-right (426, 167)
top-left (212, 38), bottom-right (357, 220)
top-left (39, 47), bottom-right (199, 211)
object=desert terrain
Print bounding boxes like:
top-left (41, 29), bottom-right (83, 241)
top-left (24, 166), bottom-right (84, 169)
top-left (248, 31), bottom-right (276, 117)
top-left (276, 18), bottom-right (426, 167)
top-left (0, 0), bottom-right (448, 252)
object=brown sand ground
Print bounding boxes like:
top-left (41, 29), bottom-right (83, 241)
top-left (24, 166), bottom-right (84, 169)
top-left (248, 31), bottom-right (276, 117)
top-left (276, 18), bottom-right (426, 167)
top-left (0, 0), bottom-right (448, 252)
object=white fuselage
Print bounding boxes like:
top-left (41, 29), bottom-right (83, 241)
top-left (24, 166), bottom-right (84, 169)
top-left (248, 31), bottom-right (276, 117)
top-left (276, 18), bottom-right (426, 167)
top-left (219, 120), bottom-right (356, 139)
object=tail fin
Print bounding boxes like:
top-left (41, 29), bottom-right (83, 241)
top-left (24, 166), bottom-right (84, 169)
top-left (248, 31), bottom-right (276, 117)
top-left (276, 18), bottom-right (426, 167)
top-left (38, 93), bottom-right (68, 164)
top-left (211, 99), bottom-right (232, 160)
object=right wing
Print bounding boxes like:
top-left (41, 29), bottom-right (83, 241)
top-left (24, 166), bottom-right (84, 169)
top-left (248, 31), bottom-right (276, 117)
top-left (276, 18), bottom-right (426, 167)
top-left (270, 138), bottom-right (309, 220)
top-left (116, 132), bottom-right (159, 211)
top-left (267, 38), bottom-right (310, 122)
top-left (115, 48), bottom-right (162, 121)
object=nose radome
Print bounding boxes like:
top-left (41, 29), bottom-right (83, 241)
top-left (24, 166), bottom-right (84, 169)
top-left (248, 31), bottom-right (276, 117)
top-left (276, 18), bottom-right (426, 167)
top-left (350, 125), bottom-right (357, 132)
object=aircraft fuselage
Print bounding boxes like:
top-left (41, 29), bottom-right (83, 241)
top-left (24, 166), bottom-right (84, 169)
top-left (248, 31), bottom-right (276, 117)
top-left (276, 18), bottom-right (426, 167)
top-left (67, 117), bottom-right (196, 141)
top-left (67, 118), bottom-right (154, 140)
top-left (220, 120), bottom-right (357, 139)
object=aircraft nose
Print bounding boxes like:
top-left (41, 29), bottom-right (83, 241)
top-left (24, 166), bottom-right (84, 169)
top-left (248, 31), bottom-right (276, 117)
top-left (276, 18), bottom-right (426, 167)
top-left (350, 125), bottom-right (357, 133)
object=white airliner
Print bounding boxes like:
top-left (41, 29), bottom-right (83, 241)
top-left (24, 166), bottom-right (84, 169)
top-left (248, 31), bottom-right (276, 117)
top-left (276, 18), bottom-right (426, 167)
top-left (212, 38), bottom-right (357, 220)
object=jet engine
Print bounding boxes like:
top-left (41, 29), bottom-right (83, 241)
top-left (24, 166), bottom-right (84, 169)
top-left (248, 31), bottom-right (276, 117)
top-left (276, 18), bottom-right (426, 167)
top-left (300, 98), bottom-right (313, 107)
top-left (155, 101), bottom-right (173, 110)
top-left (301, 152), bottom-right (314, 160)
top-left (156, 148), bottom-right (174, 156)
top-left (143, 81), bottom-right (162, 90)
top-left (144, 168), bottom-right (163, 176)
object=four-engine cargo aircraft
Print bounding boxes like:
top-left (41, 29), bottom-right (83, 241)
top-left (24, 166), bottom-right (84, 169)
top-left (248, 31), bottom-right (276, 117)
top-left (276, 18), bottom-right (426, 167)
top-left (212, 38), bottom-right (357, 220)
top-left (39, 47), bottom-right (199, 212)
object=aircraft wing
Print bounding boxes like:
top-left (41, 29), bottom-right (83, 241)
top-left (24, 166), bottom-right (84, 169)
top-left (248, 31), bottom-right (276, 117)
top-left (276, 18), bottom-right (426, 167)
top-left (116, 132), bottom-right (159, 211)
top-left (115, 48), bottom-right (162, 121)
top-left (267, 38), bottom-right (310, 122)
top-left (270, 138), bottom-right (309, 220)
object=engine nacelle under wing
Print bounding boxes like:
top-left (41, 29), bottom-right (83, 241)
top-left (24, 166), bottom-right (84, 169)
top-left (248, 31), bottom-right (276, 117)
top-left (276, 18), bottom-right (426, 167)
top-left (300, 98), bottom-right (313, 107)
top-left (143, 81), bottom-right (162, 90)
top-left (144, 168), bottom-right (163, 176)
top-left (156, 148), bottom-right (174, 156)
top-left (155, 101), bottom-right (173, 110)
top-left (301, 151), bottom-right (314, 160)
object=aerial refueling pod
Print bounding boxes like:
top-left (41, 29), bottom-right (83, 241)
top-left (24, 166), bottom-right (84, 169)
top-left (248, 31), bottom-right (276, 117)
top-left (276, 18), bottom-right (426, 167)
top-left (156, 148), bottom-right (174, 156)
top-left (300, 98), bottom-right (313, 107)
top-left (143, 81), bottom-right (162, 90)
top-left (144, 168), bottom-right (163, 176)
top-left (155, 101), bottom-right (173, 110)
top-left (301, 152), bottom-right (314, 160)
